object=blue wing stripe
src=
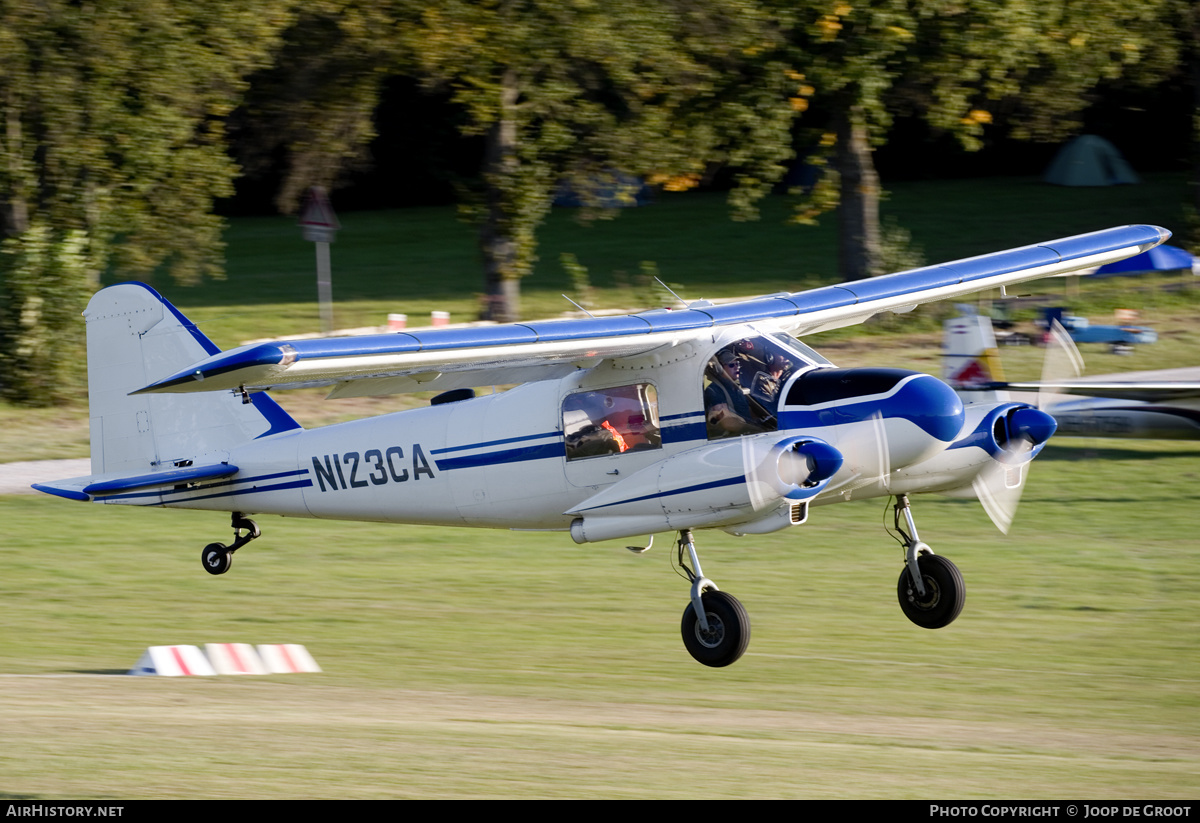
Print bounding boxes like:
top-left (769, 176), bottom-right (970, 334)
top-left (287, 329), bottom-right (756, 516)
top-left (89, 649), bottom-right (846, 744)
top-left (637, 308), bottom-right (721, 332)
top-left (405, 325), bottom-right (534, 350)
top-left (517, 314), bottom-right (653, 340)
top-left (951, 247), bottom-right (1059, 282)
top-left (787, 285), bottom-right (859, 312)
top-left (696, 297), bottom-right (806, 324)
top-left (840, 267), bottom-right (960, 301)
top-left (1042, 227), bottom-right (1156, 259)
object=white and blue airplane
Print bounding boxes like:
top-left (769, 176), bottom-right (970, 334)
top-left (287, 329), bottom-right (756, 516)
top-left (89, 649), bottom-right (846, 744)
top-left (35, 224), bottom-right (1169, 666)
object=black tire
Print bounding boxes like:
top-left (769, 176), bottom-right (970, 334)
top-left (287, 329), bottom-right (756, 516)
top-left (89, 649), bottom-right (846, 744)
top-left (681, 590), bottom-right (750, 667)
top-left (897, 554), bottom-right (964, 629)
top-left (202, 543), bottom-right (232, 575)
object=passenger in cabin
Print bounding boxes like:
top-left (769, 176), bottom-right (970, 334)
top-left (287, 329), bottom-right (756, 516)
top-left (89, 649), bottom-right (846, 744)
top-left (563, 384), bottom-right (661, 460)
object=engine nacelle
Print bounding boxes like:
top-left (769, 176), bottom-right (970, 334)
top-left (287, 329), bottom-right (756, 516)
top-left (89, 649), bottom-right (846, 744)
top-left (887, 401), bottom-right (1056, 496)
top-left (952, 402), bottom-right (1057, 463)
top-left (568, 434), bottom-right (842, 543)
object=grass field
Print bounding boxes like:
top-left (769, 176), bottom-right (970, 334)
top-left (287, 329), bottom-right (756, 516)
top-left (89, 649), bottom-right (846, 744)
top-left (2, 438), bottom-right (1199, 798)
top-left (2, 173), bottom-right (1199, 798)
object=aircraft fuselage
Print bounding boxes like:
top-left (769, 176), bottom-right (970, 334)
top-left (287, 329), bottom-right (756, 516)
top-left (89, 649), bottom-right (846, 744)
top-left (107, 328), bottom-right (1043, 542)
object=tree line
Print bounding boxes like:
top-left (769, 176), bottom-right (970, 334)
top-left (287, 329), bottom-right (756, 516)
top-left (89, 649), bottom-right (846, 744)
top-left (1, 0), bottom-right (1196, 405)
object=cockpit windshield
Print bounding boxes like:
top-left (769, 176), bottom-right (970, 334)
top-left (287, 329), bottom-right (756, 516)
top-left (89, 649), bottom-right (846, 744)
top-left (702, 333), bottom-right (829, 440)
top-left (768, 332), bottom-right (832, 367)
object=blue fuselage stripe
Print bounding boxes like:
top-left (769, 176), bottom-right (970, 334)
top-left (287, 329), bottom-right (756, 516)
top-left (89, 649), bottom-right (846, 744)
top-left (583, 474), bottom-right (746, 511)
top-left (662, 421), bottom-right (707, 444)
top-left (434, 442), bottom-right (565, 471)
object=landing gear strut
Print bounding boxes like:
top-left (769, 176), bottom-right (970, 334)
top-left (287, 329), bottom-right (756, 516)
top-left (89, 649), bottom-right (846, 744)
top-left (893, 495), bottom-right (965, 629)
top-left (201, 512), bottom-right (260, 576)
top-left (676, 529), bottom-right (750, 667)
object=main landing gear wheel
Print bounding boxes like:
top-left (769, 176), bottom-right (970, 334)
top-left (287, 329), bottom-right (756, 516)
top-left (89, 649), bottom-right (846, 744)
top-left (898, 553), bottom-right (965, 629)
top-left (681, 589), bottom-right (750, 668)
top-left (202, 543), bottom-right (232, 575)
top-left (672, 528), bottom-right (752, 666)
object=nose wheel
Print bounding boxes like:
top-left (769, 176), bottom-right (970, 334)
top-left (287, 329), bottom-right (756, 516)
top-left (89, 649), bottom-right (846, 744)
top-left (200, 513), bottom-right (260, 576)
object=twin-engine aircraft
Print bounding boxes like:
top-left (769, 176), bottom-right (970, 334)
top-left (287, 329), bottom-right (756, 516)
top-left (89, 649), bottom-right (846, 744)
top-left (36, 224), bottom-right (1169, 666)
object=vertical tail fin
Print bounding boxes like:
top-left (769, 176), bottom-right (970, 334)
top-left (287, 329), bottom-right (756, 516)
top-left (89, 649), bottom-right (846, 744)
top-left (942, 305), bottom-right (1009, 404)
top-left (85, 283), bottom-right (300, 476)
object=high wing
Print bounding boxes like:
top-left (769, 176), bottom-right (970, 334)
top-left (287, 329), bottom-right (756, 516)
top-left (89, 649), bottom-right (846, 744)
top-left (133, 224), bottom-right (1169, 399)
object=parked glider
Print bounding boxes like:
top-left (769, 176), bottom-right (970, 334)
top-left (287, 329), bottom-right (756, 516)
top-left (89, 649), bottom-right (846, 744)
top-left (945, 305), bottom-right (1200, 441)
top-left (36, 225), bottom-right (1169, 666)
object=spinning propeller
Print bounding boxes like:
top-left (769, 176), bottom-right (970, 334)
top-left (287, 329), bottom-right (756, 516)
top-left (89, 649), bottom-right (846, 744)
top-left (971, 320), bottom-right (1075, 533)
top-left (743, 435), bottom-right (842, 512)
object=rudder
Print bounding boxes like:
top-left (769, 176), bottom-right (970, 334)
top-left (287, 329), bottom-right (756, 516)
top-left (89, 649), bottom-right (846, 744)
top-left (85, 283), bottom-right (300, 476)
top-left (942, 304), bottom-right (1009, 405)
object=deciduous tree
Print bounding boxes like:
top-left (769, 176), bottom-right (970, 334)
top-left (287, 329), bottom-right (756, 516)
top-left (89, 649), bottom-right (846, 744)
top-left (783, 0), bottom-right (1174, 280)
top-left (252, 1), bottom-right (795, 322)
top-left (0, 0), bottom-right (291, 405)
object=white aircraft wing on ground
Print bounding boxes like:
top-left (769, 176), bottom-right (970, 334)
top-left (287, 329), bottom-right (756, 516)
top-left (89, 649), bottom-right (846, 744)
top-left (998, 375), bottom-right (1200, 403)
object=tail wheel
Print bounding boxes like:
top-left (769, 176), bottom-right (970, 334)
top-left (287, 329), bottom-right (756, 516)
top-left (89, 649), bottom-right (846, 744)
top-left (202, 544), bottom-right (232, 575)
top-left (898, 554), bottom-right (964, 629)
top-left (681, 590), bottom-right (750, 667)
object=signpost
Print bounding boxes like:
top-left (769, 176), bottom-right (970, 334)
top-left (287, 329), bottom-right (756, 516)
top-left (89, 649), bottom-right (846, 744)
top-left (299, 186), bottom-right (340, 333)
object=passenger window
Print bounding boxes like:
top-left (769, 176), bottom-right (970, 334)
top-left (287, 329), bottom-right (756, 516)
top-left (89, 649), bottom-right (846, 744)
top-left (563, 383), bottom-right (661, 461)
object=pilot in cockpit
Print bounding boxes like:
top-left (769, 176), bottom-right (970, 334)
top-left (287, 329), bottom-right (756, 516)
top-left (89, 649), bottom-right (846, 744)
top-left (704, 335), bottom-right (805, 439)
top-left (704, 348), bottom-right (767, 437)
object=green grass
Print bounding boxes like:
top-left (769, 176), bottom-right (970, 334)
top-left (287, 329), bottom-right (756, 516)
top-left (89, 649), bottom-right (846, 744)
top-left (2, 439), bottom-right (1199, 797)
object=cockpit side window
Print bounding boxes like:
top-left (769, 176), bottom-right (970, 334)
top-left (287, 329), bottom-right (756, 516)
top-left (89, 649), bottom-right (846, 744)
top-left (703, 336), bottom-right (801, 440)
top-left (563, 383), bottom-right (661, 461)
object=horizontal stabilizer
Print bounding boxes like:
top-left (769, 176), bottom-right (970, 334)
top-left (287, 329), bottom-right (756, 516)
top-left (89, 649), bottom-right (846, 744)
top-left (33, 463), bottom-right (238, 501)
top-left (83, 463), bottom-right (239, 495)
